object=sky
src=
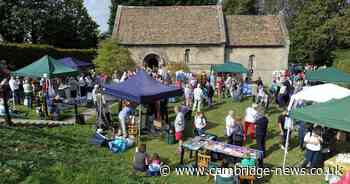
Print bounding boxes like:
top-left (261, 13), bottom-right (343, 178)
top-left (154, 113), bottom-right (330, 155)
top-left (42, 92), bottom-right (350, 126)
top-left (84, 0), bottom-right (111, 33)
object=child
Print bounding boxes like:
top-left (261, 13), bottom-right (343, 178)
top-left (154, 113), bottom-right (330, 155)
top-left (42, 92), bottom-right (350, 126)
top-left (194, 112), bottom-right (207, 136)
top-left (147, 153), bottom-right (161, 176)
top-left (133, 144), bottom-right (149, 172)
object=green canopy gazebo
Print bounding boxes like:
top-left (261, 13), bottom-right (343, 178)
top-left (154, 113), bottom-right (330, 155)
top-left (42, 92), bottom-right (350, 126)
top-left (281, 96), bottom-right (350, 168)
top-left (210, 61), bottom-right (248, 74)
top-left (12, 55), bottom-right (79, 78)
top-left (305, 67), bottom-right (350, 83)
top-left (290, 96), bottom-right (350, 132)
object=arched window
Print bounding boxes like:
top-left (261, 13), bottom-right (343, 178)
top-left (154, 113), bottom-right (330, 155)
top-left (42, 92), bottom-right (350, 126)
top-left (184, 49), bottom-right (191, 64)
top-left (248, 55), bottom-right (255, 71)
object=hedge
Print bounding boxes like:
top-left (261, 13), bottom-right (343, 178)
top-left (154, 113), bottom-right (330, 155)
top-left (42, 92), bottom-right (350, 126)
top-left (0, 43), bottom-right (97, 69)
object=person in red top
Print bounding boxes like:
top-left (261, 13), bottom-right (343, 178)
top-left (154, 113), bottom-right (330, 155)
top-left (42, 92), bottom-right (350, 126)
top-left (216, 76), bottom-right (224, 102)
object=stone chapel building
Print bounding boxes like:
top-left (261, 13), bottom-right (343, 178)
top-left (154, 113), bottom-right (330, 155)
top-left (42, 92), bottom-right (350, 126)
top-left (112, 5), bottom-right (289, 83)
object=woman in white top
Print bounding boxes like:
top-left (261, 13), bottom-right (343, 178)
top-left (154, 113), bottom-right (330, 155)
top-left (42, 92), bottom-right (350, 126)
top-left (244, 103), bottom-right (258, 143)
top-left (23, 79), bottom-right (33, 108)
top-left (225, 110), bottom-right (235, 142)
top-left (301, 126), bottom-right (323, 168)
top-left (194, 112), bottom-right (207, 136)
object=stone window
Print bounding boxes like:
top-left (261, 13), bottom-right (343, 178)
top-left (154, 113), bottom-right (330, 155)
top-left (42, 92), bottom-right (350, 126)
top-left (248, 54), bottom-right (255, 71)
top-left (184, 49), bottom-right (191, 64)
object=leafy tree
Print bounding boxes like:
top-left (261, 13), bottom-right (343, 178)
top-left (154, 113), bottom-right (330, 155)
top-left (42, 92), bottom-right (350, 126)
top-left (0, 0), bottom-right (99, 49)
top-left (289, 0), bottom-right (348, 66)
top-left (329, 6), bottom-right (350, 48)
top-left (223, 0), bottom-right (257, 15)
top-left (93, 39), bottom-right (135, 76)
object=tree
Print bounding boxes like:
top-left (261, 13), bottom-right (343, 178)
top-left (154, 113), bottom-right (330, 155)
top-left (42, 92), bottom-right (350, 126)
top-left (42, 0), bottom-right (99, 48)
top-left (330, 6), bottom-right (350, 48)
top-left (223, 0), bottom-right (257, 15)
top-left (107, 0), bottom-right (217, 34)
top-left (288, 0), bottom-right (348, 66)
top-left (0, 0), bottom-right (99, 49)
top-left (93, 39), bottom-right (135, 76)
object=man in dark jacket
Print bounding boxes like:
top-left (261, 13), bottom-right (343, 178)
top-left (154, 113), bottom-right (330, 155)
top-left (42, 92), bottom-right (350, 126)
top-left (255, 107), bottom-right (269, 167)
top-left (206, 82), bottom-right (214, 107)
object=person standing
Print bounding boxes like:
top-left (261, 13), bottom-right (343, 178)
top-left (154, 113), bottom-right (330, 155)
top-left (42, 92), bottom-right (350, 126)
top-left (251, 82), bottom-right (258, 103)
top-left (225, 74), bottom-right (232, 98)
top-left (174, 106), bottom-right (185, 147)
top-left (256, 76), bottom-right (264, 88)
top-left (184, 84), bottom-right (193, 108)
top-left (9, 76), bottom-right (20, 105)
top-left (118, 102), bottom-right (133, 137)
top-left (244, 103), bottom-right (258, 144)
top-left (68, 77), bottom-right (79, 99)
top-left (23, 79), bottom-right (33, 108)
top-left (229, 117), bottom-right (244, 146)
top-left (216, 77), bottom-right (224, 102)
top-left (206, 82), bottom-right (214, 107)
top-left (255, 109), bottom-right (269, 162)
top-left (192, 84), bottom-right (203, 112)
top-left (194, 112), bottom-right (207, 136)
top-left (278, 111), bottom-right (291, 150)
top-left (225, 110), bottom-right (235, 144)
top-left (301, 126), bottom-right (323, 168)
top-left (79, 75), bottom-right (87, 97)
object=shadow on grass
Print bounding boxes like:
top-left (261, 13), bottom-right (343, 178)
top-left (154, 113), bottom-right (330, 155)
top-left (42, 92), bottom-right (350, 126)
top-left (266, 106), bottom-right (283, 116)
top-left (255, 163), bottom-right (274, 184)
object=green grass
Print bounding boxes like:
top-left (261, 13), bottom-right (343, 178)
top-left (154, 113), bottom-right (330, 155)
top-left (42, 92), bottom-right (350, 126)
top-left (2, 97), bottom-right (347, 184)
top-left (13, 104), bottom-right (88, 120)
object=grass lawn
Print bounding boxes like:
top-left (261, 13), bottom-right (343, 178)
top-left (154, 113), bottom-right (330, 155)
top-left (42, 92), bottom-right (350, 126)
top-left (2, 97), bottom-right (347, 184)
top-left (13, 104), bottom-right (88, 121)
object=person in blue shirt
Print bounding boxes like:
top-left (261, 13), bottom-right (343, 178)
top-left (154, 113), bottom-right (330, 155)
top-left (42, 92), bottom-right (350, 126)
top-left (118, 101), bottom-right (133, 137)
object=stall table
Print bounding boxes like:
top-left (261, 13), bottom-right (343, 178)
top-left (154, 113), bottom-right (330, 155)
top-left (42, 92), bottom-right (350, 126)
top-left (180, 136), bottom-right (263, 168)
top-left (180, 134), bottom-right (216, 167)
top-left (204, 140), bottom-right (263, 160)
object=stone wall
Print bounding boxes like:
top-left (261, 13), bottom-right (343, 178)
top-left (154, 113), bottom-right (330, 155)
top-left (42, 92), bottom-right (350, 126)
top-left (123, 45), bottom-right (225, 73)
top-left (225, 46), bottom-right (289, 84)
top-left (123, 44), bottom-right (289, 84)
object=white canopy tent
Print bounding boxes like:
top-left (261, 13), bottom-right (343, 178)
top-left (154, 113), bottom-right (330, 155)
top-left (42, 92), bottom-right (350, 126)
top-left (283, 83), bottom-right (350, 168)
top-left (287, 83), bottom-right (350, 112)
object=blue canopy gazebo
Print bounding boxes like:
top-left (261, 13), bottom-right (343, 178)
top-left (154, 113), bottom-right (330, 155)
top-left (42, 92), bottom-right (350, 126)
top-left (103, 69), bottom-right (183, 141)
top-left (103, 70), bottom-right (183, 104)
top-left (58, 57), bottom-right (94, 71)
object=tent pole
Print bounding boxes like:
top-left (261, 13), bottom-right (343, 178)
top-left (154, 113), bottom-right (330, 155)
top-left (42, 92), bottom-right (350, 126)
top-left (138, 104), bottom-right (142, 145)
top-left (282, 127), bottom-right (291, 168)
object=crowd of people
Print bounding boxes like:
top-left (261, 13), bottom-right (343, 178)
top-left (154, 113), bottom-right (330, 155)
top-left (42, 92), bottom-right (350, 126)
top-left (92, 65), bottom-right (331, 174)
top-left (0, 63), bottom-right (338, 176)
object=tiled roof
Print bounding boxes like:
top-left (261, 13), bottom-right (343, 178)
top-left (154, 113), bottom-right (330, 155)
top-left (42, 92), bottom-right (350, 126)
top-left (225, 15), bottom-right (285, 46)
top-left (113, 5), bottom-right (226, 45)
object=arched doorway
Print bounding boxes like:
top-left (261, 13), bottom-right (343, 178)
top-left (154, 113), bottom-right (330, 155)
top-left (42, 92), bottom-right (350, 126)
top-left (143, 54), bottom-right (161, 70)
